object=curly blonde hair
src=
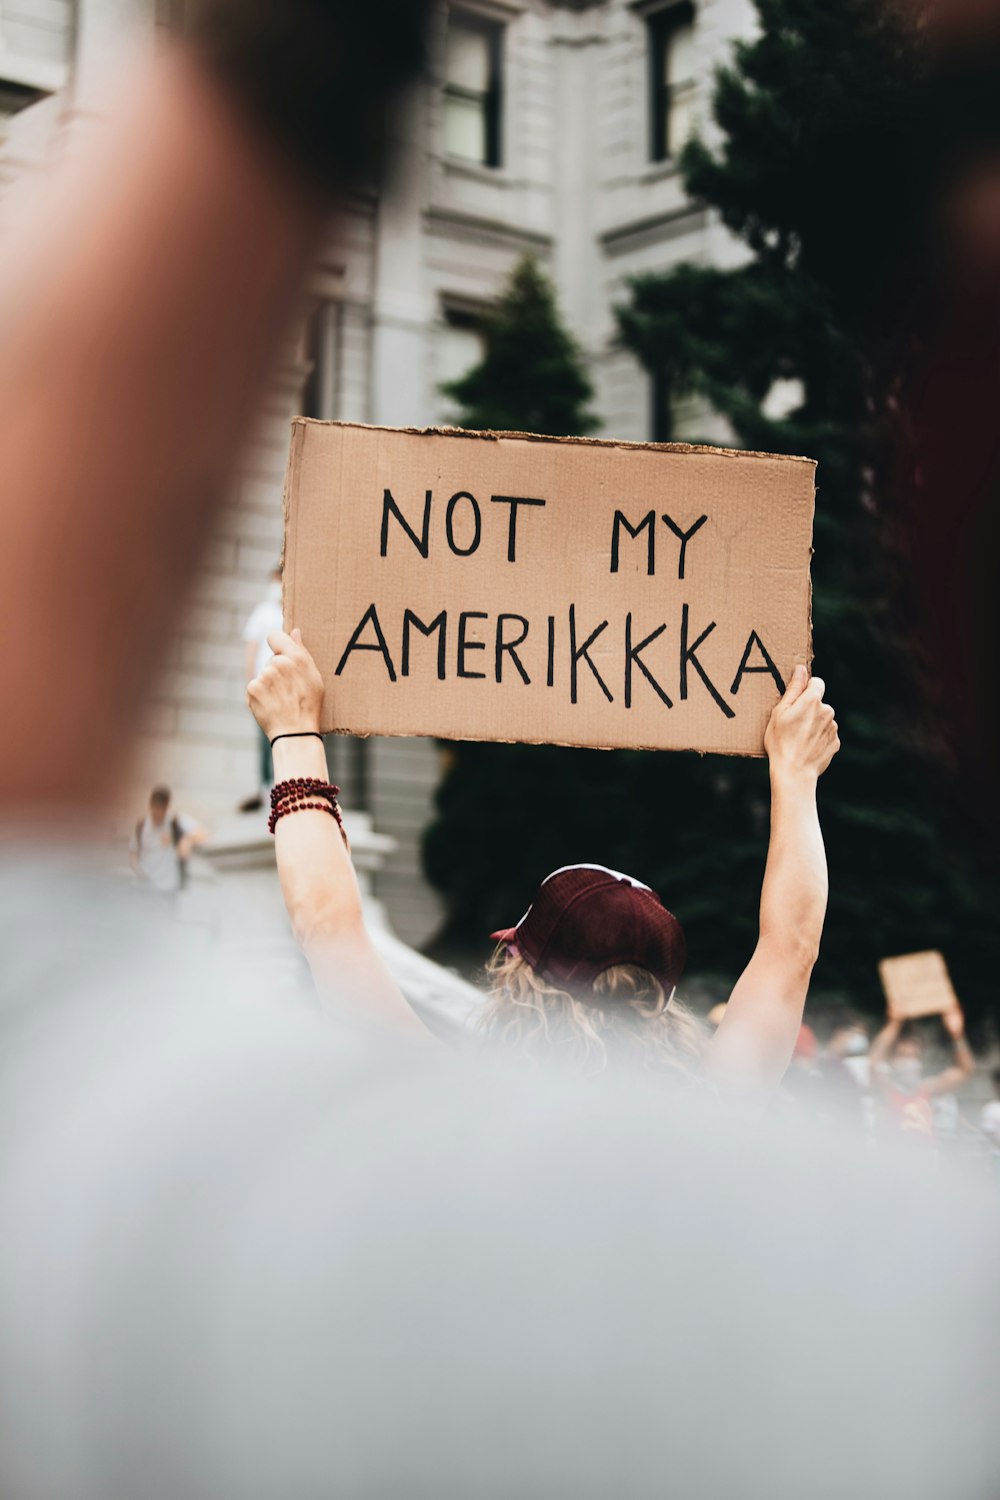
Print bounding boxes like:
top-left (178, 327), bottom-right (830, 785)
top-left (478, 945), bottom-right (705, 1078)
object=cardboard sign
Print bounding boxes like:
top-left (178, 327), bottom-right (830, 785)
top-left (282, 420), bottom-right (815, 755)
top-left (878, 951), bottom-right (960, 1019)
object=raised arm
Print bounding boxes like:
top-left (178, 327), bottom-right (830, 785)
top-left (0, 54), bottom-right (325, 815)
top-left (177, 821), bottom-right (210, 863)
top-left (869, 1015), bottom-right (903, 1072)
top-left (248, 630), bottom-right (430, 1039)
top-left (0, 0), bottom-right (429, 818)
top-left (921, 1005), bottom-right (976, 1098)
top-left (705, 667), bottom-right (840, 1095)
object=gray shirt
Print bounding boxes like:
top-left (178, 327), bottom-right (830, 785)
top-left (0, 845), bottom-right (997, 1500)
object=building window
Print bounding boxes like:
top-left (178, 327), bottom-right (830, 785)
top-left (648, 3), bottom-right (697, 164)
top-left (440, 300), bottom-right (487, 381)
top-left (438, 300), bottom-right (488, 419)
top-left (0, 78), bottom-right (45, 127)
top-left (298, 302), bottom-right (339, 421)
top-left (443, 12), bottom-right (503, 168)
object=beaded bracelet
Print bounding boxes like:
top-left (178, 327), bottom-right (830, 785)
top-left (269, 778), bottom-right (347, 846)
top-left (269, 800), bottom-right (348, 846)
top-left (269, 776), bottom-right (340, 808)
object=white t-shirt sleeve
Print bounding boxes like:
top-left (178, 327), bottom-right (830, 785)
top-left (177, 814), bottom-right (200, 839)
top-left (242, 604), bottom-right (267, 644)
top-left (128, 821), bottom-right (142, 856)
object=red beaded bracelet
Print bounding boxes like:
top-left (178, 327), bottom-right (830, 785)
top-left (268, 778), bottom-right (347, 845)
top-left (270, 800), bottom-right (338, 831)
top-left (269, 802), bottom-right (347, 843)
top-left (269, 776), bottom-right (340, 804)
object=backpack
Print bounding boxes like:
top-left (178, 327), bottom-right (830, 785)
top-left (135, 815), bottom-right (189, 890)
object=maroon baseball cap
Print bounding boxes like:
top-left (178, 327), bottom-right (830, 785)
top-left (491, 863), bottom-right (686, 994)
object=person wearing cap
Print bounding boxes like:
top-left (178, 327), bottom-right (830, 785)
top-left (479, 863), bottom-right (702, 1075)
top-left (248, 631), bottom-right (840, 1092)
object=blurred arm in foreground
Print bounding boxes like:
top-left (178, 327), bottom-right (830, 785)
top-left (248, 629), bottom-right (428, 1037)
top-left (0, 0), bottom-right (428, 816)
top-left (706, 666), bottom-right (840, 1095)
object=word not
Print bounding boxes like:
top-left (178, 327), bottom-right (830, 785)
top-left (381, 489), bottom-right (546, 563)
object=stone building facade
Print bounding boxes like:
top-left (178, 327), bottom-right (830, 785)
top-left (0, 0), bottom-right (755, 946)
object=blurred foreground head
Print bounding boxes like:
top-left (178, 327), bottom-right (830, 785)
top-left (908, 0), bottom-right (1000, 41)
top-left (188, 0), bottom-right (432, 192)
top-left (0, 0), bottom-right (433, 813)
top-left (883, 0), bottom-right (1000, 819)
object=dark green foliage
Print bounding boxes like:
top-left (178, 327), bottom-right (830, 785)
top-left (441, 255), bottom-right (598, 436)
top-left (424, 255), bottom-right (604, 971)
top-left (615, 0), bottom-right (997, 1024)
top-left (423, 17), bottom-right (999, 1029)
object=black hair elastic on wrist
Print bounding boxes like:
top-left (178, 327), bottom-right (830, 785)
top-left (270, 732), bottom-right (324, 749)
top-left (188, 0), bottom-right (432, 194)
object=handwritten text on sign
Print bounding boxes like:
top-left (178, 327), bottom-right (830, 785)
top-left (282, 422), bottom-right (815, 756)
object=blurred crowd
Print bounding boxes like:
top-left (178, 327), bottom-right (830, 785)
top-left (769, 1006), bottom-right (998, 1168)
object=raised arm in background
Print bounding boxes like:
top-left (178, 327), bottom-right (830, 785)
top-left (870, 1005), bottom-right (975, 1098)
top-left (248, 630), bottom-right (430, 1038)
top-left (705, 666), bottom-right (840, 1096)
top-left (921, 1006), bottom-right (976, 1096)
top-left (868, 1015), bottom-right (904, 1074)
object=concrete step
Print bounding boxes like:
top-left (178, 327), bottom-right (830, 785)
top-left (201, 807), bottom-right (397, 880)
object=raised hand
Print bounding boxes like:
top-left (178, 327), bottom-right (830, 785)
top-left (942, 1004), bottom-right (966, 1041)
top-left (247, 627), bottom-right (325, 740)
top-left (764, 665), bottom-right (840, 781)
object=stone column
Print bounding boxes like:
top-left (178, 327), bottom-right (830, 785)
top-left (550, 7), bottom-right (605, 360)
top-left (370, 83), bottom-right (432, 425)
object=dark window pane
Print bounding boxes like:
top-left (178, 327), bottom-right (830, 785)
top-left (647, 3), bottom-right (696, 163)
top-left (443, 13), bottom-right (503, 168)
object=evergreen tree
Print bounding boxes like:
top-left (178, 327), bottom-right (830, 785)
top-left (441, 254), bottom-right (598, 435)
top-left (424, 255), bottom-right (608, 969)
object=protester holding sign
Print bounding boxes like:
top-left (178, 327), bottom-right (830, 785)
top-left (249, 630), bottom-right (839, 1093)
top-left (868, 1004), bottom-right (976, 1140)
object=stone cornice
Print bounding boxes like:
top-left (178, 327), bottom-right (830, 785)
top-left (425, 203), bottom-right (552, 251)
top-left (600, 202), bottom-right (708, 255)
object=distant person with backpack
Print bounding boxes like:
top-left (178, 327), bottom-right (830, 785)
top-left (129, 786), bottom-right (207, 896)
